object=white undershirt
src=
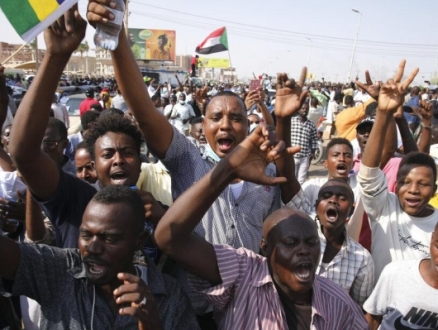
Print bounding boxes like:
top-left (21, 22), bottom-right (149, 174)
top-left (229, 181), bottom-right (244, 200)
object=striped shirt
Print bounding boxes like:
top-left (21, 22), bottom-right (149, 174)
top-left (188, 244), bottom-right (369, 330)
top-left (316, 226), bottom-right (375, 306)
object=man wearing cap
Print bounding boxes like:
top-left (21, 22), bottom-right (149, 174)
top-left (79, 88), bottom-right (97, 116)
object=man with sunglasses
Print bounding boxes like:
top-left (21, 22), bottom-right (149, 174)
top-left (42, 118), bottom-right (75, 175)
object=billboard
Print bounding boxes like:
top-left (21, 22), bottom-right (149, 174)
top-left (198, 57), bottom-right (230, 68)
top-left (128, 29), bottom-right (176, 61)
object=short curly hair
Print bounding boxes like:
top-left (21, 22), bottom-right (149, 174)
top-left (85, 113), bottom-right (143, 160)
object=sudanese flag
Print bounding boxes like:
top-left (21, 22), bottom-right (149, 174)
top-left (195, 27), bottom-right (229, 55)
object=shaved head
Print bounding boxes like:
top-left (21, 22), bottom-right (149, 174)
top-left (263, 208), bottom-right (315, 240)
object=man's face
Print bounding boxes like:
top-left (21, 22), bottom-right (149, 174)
top-left (316, 181), bottom-right (353, 231)
top-left (298, 103), bottom-right (309, 118)
top-left (190, 123), bottom-right (207, 144)
top-left (170, 97), bottom-right (177, 105)
top-left (41, 127), bottom-right (67, 165)
top-left (396, 164), bottom-right (436, 216)
top-left (93, 132), bottom-right (141, 187)
top-left (265, 214), bottom-right (320, 298)
top-left (203, 96), bottom-right (248, 157)
top-left (79, 201), bottom-right (140, 286)
top-left (247, 114), bottom-right (260, 126)
top-left (1, 127), bottom-right (11, 153)
top-left (356, 124), bottom-right (373, 153)
top-left (179, 94), bottom-right (186, 103)
top-left (75, 148), bottom-right (98, 184)
top-left (324, 144), bottom-right (353, 179)
top-left (317, 84), bottom-right (322, 91)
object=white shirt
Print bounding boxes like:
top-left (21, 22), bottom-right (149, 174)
top-left (170, 103), bottom-right (195, 133)
top-left (110, 94), bottom-right (128, 112)
top-left (358, 164), bottom-right (438, 279)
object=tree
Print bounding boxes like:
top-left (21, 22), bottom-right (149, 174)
top-left (75, 41), bottom-right (89, 74)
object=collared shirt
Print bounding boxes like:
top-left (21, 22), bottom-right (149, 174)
top-left (291, 116), bottom-right (318, 158)
top-left (162, 127), bottom-right (281, 313)
top-left (316, 225), bottom-right (375, 306)
top-left (0, 243), bottom-right (199, 330)
top-left (162, 126), bottom-right (280, 253)
top-left (65, 131), bottom-right (84, 162)
top-left (188, 244), bottom-right (369, 330)
top-left (51, 102), bottom-right (70, 128)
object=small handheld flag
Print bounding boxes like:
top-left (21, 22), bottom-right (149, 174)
top-left (0, 0), bottom-right (79, 43)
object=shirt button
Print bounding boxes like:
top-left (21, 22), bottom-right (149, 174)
top-left (231, 225), bottom-right (235, 229)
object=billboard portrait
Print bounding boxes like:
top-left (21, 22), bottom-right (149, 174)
top-left (128, 29), bottom-right (176, 61)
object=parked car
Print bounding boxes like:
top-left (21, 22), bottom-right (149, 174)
top-left (62, 93), bottom-right (86, 132)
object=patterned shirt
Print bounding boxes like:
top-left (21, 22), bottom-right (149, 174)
top-left (291, 116), bottom-right (318, 158)
top-left (162, 126), bottom-right (281, 253)
top-left (0, 243), bottom-right (199, 330)
top-left (188, 244), bottom-right (369, 330)
top-left (316, 225), bottom-right (375, 306)
top-left (161, 127), bottom-right (281, 313)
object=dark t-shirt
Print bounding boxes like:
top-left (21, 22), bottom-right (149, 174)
top-left (278, 291), bottom-right (312, 330)
top-left (36, 168), bottom-right (97, 248)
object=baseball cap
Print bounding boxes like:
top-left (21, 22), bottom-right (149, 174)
top-left (356, 117), bottom-right (375, 131)
top-left (85, 88), bottom-right (95, 98)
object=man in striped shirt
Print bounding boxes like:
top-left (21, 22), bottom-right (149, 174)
top-left (155, 124), bottom-right (368, 330)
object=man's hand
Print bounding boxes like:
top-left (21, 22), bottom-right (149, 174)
top-left (114, 273), bottom-right (163, 330)
top-left (87, 0), bottom-right (127, 27)
top-left (417, 100), bottom-right (433, 125)
top-left (244, 90), bottom-right (260, 110)
top-left (44, 4), bottom-right (86, 57)
top-left (393, 105), bottom-right (405, 119)
top-left (136, 191), bottom-right (166, 225)
top-left (226, 123), bottom-right (300, 185)
top-left (275, 67), bottom-right (308, 118)
top-left (0, 198), bottom-right (26, 221)
top-left (356, 70), bottom-right (382, 100)
top-left (378, 60), bottom-right (419, 113)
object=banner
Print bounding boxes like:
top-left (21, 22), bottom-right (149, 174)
top-left (128, 28), bottom-right (176, 61)
top-left (198, 58), bottom-right (230, 69)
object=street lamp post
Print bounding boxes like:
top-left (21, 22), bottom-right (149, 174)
top-left (347, 9), bottom-right (362, 82)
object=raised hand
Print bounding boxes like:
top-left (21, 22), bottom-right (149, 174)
top-left (356, 70), bottom-right (382, 100)
top-left (114, 272), bottom-right (163, 330)
top-left (44, 4), bottom-right (87, 57)
top-left (417, 100), bottom-right (433, 124)
top-left (87, 0), bottom-right (125, 27)
top-left (226, 123), bottom-right (300, 185)
top-left (378, 60), bottom-right (419, 113)
top-left (136, 191), bottom-right (166, 225)
top-left (244, 90), bottom-right (260, 110)
top-left (275, 67), bottom-right (308, 118)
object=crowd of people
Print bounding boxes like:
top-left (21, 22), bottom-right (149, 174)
top-left (0, 2), bottom-right (438, 330)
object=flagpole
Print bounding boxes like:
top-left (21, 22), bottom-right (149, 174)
top-left (228, 50), bottom-right (233, 83)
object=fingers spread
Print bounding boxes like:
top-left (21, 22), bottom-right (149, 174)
top-left (298, 67), bottom-right (307, 87)
top-left (402, 67), bottom-right (419, 90)
top-left (394, 59), bottom-right (406, 83)
top-left (365, 70), bottom-right (372, 85)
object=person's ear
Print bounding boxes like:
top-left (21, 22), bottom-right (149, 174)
top-left (323, 160), bottom-right (328, 169)
top-left (90, 160), bottom-right (96, 171)
top-left (260, 238), bottom-right (268, 257)
top-left (135, 230), bottom-right (148, 251)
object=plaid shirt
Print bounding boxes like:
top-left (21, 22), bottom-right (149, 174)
top-left (291, 116), bottom-right (318, 158)
top-left (316, 224), bottom-right (375, 306)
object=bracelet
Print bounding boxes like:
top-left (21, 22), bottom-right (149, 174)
top-left (421, 123), bottom-right (433, 129)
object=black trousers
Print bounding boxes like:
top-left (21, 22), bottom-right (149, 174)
top-left (191, 64), bottom-right (196, 77)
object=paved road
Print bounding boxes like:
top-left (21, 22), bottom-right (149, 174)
top-left (308, 141), bottom-right (328, 178)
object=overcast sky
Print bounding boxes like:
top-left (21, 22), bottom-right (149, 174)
top-left (1, 0), bottom-right (437, 84)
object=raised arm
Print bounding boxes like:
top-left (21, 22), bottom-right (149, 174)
top-left (361, 60), bottom-right (418, 168)
top-left (393, 105), bottom-right (418, 154)
top-left (416, 100), bottom-right (433, 154)
top-left (9, 7), bottom-right (86, 200)
top-left (154, 124), bottom-right (295, 284)
top-left (274, 69), bottom-right (308, 203)
top-left (87, 0), bottom-right (173, 159)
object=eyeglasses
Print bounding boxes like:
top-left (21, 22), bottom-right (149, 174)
top-left (41, 139), bottom-right (63, 150)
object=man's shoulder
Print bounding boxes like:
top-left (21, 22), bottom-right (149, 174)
top-left (314, 275), bottom-right (358, 307)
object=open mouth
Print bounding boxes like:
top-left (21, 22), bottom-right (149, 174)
top-left (86, 262), bottom-right (108, 276)
top-left (336, 164), bottom-right (348, 176)
top-left (199, 137), bottom-right (207, 144)
top-left (405, 198), bottom-right (421, 208)
top-left (325, 208), bottom-right (338, 223)
top-left (294, 263), bottom-right (313, 281)
top-left (110, 171), bottom-right (128, 185)
top-left (217, 138), bottom-right (234, 152)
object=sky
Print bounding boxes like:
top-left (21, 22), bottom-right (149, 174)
top-left (1, 0), bottom-right (438, 84)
